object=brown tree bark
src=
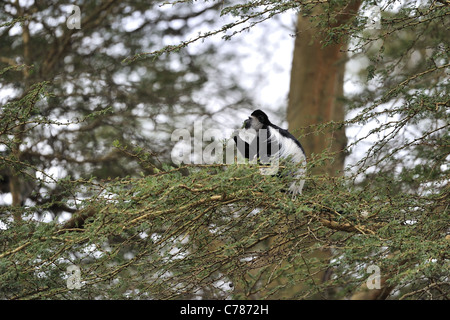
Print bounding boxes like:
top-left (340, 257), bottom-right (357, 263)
top-left (284, 0), bottom-right (362, 298)
top-left (288, 0), bottom-right (394, 301)
top-left (10, 13), bottom-right (32, 221)
top-left (287, 0), bottom-right (362, 176)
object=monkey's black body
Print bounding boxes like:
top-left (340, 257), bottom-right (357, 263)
top-left (233, 110), bottom-right (307, 195)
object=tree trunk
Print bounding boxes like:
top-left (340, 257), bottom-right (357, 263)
top-left (10, 18), bottom-right (32, 222)
top-left (288, 1), bottom-right (362, 176)
top-left (284, 0), bottom-right (361, 298)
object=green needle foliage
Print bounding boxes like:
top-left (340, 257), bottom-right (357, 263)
top-left (1, 0), bottom-right (449, 300)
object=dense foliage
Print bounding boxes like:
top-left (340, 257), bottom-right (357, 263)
top-left (0, 0), bottom-right (449, 299)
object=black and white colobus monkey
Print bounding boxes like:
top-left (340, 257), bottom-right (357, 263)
top-left (233, 109), bottom-right (307, 195)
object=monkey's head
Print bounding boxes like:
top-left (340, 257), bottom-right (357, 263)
top-left (243, 109), bottom-right (271, 131)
